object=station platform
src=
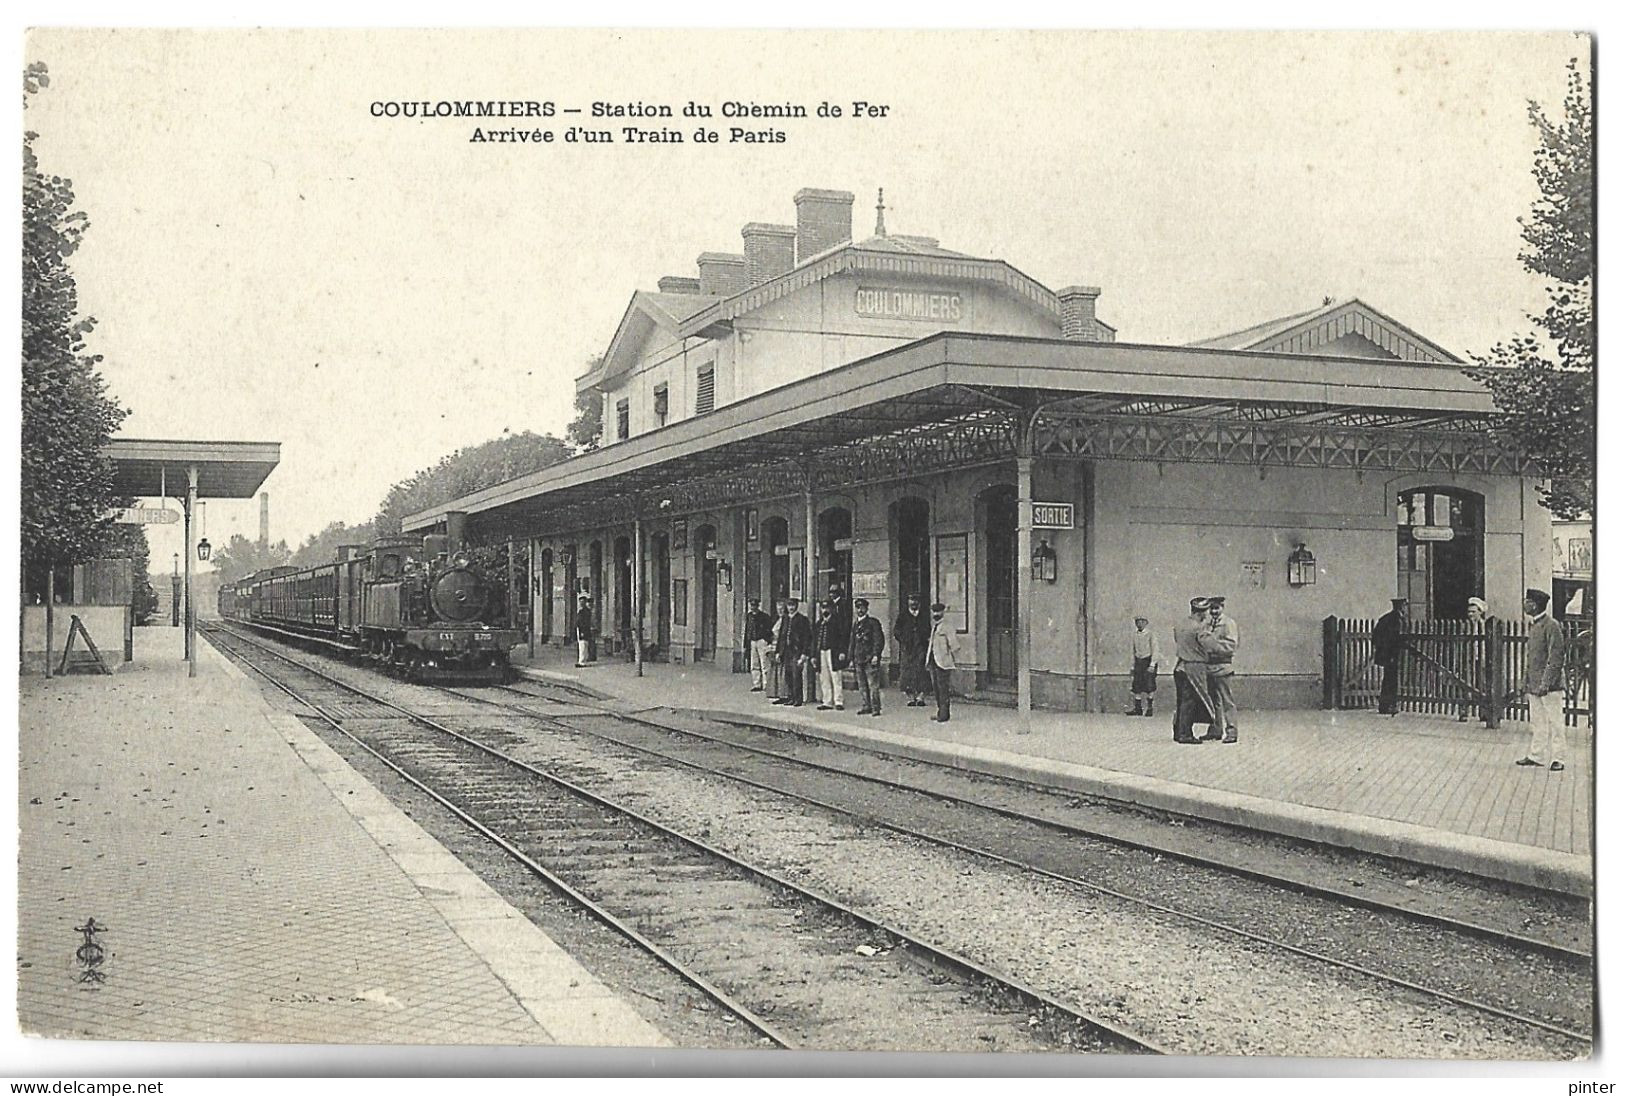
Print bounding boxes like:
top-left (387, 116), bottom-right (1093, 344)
top-left (510, 643), bottom-right (1594, 896)
top-left (16, 626), bottom-right (670, 1047)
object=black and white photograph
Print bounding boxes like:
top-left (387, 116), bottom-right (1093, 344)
top-left (9, 23), bottom-right (1602, 1078)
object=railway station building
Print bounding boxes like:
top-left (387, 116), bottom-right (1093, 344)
top-left (405, 187), bottom-right (1547, 712)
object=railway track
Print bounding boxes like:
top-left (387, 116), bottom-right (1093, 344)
top-left (203, 623), bottom-right (1166, 1054)
top-left (443, 677), bottom-right (1593, 1050)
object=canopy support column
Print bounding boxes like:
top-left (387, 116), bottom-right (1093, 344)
top-left (633, 512), bottom-right (646, 678)
top-left (186, 464), bottom-right (198, 679)
top-left (1016, 453), bottom-right (1033, 724)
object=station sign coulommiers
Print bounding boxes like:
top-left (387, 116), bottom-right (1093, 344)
top-left (109, 506), bottom-right (180, 525)
top-left (854, 286), bottom-right (963, 323)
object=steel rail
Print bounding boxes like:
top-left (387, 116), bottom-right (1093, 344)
top-left (492, 679), bottom-right (1592, 965)
top-left (205, 623), bottom-right (1167, 1055)
top-left (456, 681), bottom-right (1592, 1048)
top-left (202, 624), bottom-right (796, 1049)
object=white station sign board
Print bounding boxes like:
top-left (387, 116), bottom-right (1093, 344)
top-left (1411, 525), bottom-right (1456, 542)
top-left (111, 506), bottom-right (180, 525)
top-left (1030, 502), bottom-right (1075, 530)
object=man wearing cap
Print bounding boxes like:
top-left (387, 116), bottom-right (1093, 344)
top-left (814, 598), bottom-right (849, 711)
top-left (1516, 588), bottom-right (1569, 772)
top-left (848, 597), bottom-right (886, 716)
top-left (1125, 615), bottom-right (1162, 717)
top-left (1372, 597), bottom-right (1408, 717)
top-left (926, 602), bottom-right (961, 722)
top-left (1198, 596), bottom-right (1241, 743)
top-left (772, 598), bottom-right (813, 707)
top-left (744, 597), bottom-right (775, 693)
top-left (1172, 598), bottom-right (1212, 744)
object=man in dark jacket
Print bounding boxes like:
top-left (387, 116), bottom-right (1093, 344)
top-left (847, 597), bottom-right (886, 716)
top-left (814, 598), bottom-right (850, 710)
top-left (1373, 597), bottom-right (1407, 716)
top-left (744, 597), bottom-right (774, 692)
top-left (574, 596), bottom-right (595, 668)
top-left (893, 594), bottom-right (931, 706)
top-left (772, 598), bottom-right (813, 706)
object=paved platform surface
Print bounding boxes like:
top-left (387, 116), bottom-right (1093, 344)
top-left (16, 627), bottom-right (669, 1047)
top-left (511, 643), bottom-right (1593, 895)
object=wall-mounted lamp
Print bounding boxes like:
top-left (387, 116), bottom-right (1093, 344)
top-left (1287, 543), bottom-right (1316, 587)
top-left (196, 538), bottom-right (212, 562)
top-left (718, 560), bottom-right (733, 590)
top-left (1031, 538), bottom-right (1057, 583)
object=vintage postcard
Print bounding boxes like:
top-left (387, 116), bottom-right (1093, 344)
top-left (13, 27), bottom-right (1597, 1076)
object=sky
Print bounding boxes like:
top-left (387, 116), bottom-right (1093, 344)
top-left (22, 28), bottom-right (1585, 566)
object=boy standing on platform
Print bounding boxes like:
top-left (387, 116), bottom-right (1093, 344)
top-left (1125, 615), bottom-right (1161, 717)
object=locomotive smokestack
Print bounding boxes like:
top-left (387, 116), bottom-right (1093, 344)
top-left (446, 510), bottom-right (468, 553)
top-left (259, 492), bottom-right (269, 548)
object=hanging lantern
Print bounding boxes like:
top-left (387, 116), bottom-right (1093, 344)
top-left (1031, 538), bottom-right (1058, 583)
top-left (1287, 543), bottom-right (1316, 587)
top-left (196, 538), bottom-right (212, 562)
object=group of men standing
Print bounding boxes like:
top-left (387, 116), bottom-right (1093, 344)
top-left (743, 584), bottom-right (963, 722)
top-left (1146, 595), bottom-right (1241, 745)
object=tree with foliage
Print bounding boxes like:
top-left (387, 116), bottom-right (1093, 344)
top-left (1468, 59), bottom-right (1594, 519)
top-left (291, 520), bottom-right (375, 568)
top-left (567, 358), bottom-right (605, 452)
top-left (208, 533), bottom-right (293, 584)
top-left (374, 430), bottom-right (574, 536)
top-left (22, 62), bottom-right (128, 596)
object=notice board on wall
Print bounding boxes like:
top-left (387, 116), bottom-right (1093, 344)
top-left (935, 533), bottom-right (969, 634)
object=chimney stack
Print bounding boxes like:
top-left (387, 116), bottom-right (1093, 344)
top-left (258, 492), bottom-right (269, 548)
top-left (1057, 286), bottom-right (1104, 341)
top-left (657, 275), bottom-right (703, 294)
top-left (696, 252), bottom-right (749, 296)
top-left (741, 222), bottom-right (796, 287)
top-left (793, 188), bottom-right (854, 263)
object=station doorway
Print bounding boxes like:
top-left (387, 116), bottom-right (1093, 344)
top-left (1396, 487), bottom-right (1484, 620)
top-left (696, 523), bottom-right (719, 661)
top-left (979, 484), bottom-right (1019, 683)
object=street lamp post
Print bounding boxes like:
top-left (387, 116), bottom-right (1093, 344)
top-left (171, 553), bottom-right (181, 627)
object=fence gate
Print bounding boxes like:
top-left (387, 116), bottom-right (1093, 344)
top-left (1323, 615), bottom-right (1591, 729)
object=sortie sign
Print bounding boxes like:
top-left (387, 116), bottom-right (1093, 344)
top-left (1030, 502), bottom-right (1074, 530)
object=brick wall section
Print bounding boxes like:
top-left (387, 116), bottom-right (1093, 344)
top-left (1058, 286), bottom-right (1104, 341)
top-left (696, 252), bottom-right (749, 296)
top-left (742, 223), bottom-right (796, 286)
top-left (793, 188), bottom-right (854, 263)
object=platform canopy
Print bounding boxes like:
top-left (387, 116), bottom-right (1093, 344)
top-left (404, 331), bottom-right (1526, 543)
top-left (105, 438), bottom-right (281, 500)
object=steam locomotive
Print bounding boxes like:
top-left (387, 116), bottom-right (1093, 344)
top-left (218, 533), bottom-right (519, 682)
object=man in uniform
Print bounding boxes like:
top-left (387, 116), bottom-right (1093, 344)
top-left (1199, 595), bottom-right (1241, 743)
top-left (743, 596), bottom-right (775, 693)
top-left (1171, 597), bottom-right (1212, 744)
top-left (1372, 597), bottom-right (1407, 716)
top-left (772, 598), bottom-right (812, 706)
top-left (847, 597), bottom-right (886, 716)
